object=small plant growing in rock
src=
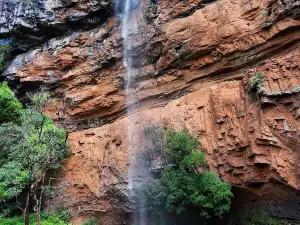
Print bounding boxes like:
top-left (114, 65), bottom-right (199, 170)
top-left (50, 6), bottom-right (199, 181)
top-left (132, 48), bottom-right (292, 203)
top-left (247, 71), bottom-right (267, 102)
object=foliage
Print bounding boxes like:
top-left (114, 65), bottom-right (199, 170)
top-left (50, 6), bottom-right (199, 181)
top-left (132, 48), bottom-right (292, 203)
top-left (81, 217), bottom-right (98, 225)
top-left (139, 179), bottom-right (167, 212)
top-left (144, 169), bottom-right (232, 218)
top-left (165, 129), bottom-right (199, 163)
top-left (0, 162), bottom-right (28, 200)
top-left (0, 109), bottom-right (67, 172)
top-left (27, 88), bottom-right (55, 111)
top-left (0, 83), bottom-right (69, 223)
top-left (0, 110), bottom-right (68, 216)
top-left (180, 150), bottom-right (206, 171)
top-left (165, 129), bottom-right (205, 170)
top-left (0, 212), bottom-right (71, 225)
top-left (0, 82), bottom-right (23, 124)
top-left (140, 129), bottom-right (232, 219)
top-left (57, 209), bottom-right (72, 223)
top-left (44, 185), bottom-right (56, 199)
top-left (247, 71), bottom-right (267, 102)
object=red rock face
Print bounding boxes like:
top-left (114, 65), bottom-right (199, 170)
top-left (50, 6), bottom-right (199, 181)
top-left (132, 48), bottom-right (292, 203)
top-left (3, 0), bottom-right (300, 224)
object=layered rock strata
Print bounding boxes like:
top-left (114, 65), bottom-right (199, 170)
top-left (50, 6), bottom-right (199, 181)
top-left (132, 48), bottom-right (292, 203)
top-left (1, 0), bottom-right (300, 224)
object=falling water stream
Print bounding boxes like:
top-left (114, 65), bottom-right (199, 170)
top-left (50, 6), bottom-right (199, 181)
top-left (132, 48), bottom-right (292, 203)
top-left (120, 0), bottom-right (135, 194)
top-left (115, 0), bottom-right (147, 224)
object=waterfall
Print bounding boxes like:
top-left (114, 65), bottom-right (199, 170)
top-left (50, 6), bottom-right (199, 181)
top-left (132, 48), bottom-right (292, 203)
top-left (115, 0), bottom-right (148, 224)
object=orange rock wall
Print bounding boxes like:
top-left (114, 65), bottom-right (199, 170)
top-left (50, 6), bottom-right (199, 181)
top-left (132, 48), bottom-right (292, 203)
top-left (4, 0), bottom-right (300, 224)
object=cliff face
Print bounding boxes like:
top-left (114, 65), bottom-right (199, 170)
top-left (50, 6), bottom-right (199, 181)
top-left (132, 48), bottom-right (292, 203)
top-left (2, 0), bottom-right (300, 224)
top-left (0, 0), bottom-right (113, 51)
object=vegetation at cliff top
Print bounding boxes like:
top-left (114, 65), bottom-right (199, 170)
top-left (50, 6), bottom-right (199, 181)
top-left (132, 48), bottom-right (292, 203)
top-left (0, 82), bottom-right (69, 225)
top-left (139, 128), bottom-right (233, 219)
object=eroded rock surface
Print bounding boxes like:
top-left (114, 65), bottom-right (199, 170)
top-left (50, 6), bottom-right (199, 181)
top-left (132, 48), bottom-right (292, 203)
top-left (0, 0), bottom-right (113, 50)
top-left (2, 0), bottom-right (300, 224)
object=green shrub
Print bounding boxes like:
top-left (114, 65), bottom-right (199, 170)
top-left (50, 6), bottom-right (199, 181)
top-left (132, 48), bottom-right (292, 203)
top-left (0, 82), bottom-right (23, 124)
top-left (140, 129), bottom-right (232, 219)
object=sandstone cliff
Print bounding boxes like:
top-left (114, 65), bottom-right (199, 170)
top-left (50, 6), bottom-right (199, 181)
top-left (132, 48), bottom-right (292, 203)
top-left (1, 0), bottom-right (300, 224)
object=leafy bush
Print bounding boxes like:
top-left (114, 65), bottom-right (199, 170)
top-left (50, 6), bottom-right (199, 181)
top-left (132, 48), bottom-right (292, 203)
top-left (140, 129), bottom-right (232, 219)
top-left (0, 82), bottom-right (23, 124)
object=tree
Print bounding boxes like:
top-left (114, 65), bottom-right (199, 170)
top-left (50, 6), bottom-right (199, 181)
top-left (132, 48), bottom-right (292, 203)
top-left (140, 129), bottom-right (233, 219)
top-left (0, 83), bottom-right (68, 225)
